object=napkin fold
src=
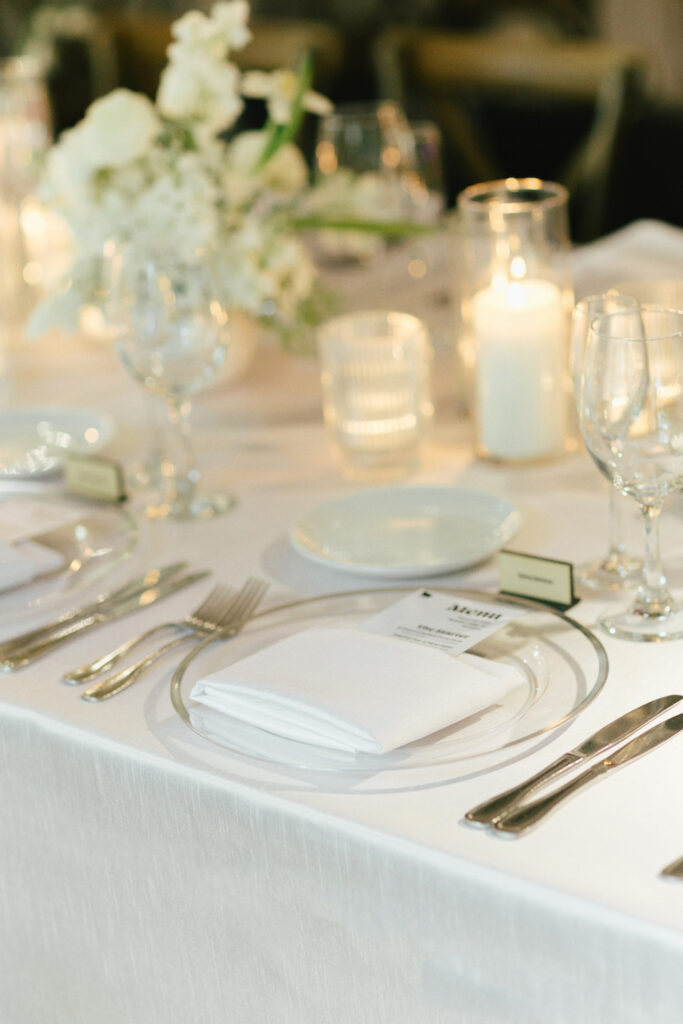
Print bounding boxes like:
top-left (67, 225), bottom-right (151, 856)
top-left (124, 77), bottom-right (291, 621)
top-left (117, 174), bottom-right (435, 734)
top-left (189, 627), bottom-right (524, 755)
top-left (0, 538), bottom-right (65, 592)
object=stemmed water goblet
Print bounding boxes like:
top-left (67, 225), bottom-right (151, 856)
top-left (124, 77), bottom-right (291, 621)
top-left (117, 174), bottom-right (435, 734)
top-left (580, 306), bottom-right (683, 640)
top-left (570, 293), bottom-right (643, 590)
top-left (108, 245), bottom-right (234, 522)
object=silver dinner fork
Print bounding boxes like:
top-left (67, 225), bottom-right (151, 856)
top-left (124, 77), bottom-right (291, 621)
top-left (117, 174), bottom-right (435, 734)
top-left (63, 580), bottom-right (244, 684)
top-left (77, 577), bottom-right (268, 702)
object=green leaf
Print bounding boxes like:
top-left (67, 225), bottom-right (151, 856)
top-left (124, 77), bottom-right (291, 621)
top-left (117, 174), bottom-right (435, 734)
top-left (255, 52), bottom-right (313, 171)
top-left (290, 215), bottom-right (443, 239)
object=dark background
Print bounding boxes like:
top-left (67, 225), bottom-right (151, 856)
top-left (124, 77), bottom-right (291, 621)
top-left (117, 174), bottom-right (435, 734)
top-left (3, 0), bottom-right (681, 242)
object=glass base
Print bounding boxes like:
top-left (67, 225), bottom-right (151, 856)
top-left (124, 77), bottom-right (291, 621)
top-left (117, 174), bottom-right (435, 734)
top-left (576, 552), bottom-right (643, 592)
top-left (145, 490), bottom-right (236, 522)
top-left (599, 604), bottom-right (683, 642)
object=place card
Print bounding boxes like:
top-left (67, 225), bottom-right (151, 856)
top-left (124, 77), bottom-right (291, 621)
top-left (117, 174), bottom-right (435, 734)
top-left (498, 549), bottom-right (577, 610)
top-left (64, 453), bottom-right (127, 503)
top-left (361, 588), bottom-right (526, 656)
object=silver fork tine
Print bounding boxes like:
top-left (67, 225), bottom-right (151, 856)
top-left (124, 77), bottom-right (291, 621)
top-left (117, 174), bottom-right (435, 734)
top-left (80, 577), bottom-right (268, 702)
top-left (64, 583), bottom-right (234, 684)
top-left (190, 585), bottom-right (229, 621)
top-left (217, 578), bottom-right (263, 626)
top-left (231, 579), bottom-right (268, 624)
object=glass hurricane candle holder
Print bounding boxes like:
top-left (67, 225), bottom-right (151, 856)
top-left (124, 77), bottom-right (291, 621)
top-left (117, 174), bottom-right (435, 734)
top-left (457, 178), bottom-right (575, 464)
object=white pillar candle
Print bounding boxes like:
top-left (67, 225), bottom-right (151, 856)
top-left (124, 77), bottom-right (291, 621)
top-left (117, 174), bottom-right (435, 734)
top-left (473, 278), bottom-right (567, 461)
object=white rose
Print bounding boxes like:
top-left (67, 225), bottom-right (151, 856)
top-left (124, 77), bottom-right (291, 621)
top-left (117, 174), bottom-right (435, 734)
top-left (77, 89), bottom-right (161, 169)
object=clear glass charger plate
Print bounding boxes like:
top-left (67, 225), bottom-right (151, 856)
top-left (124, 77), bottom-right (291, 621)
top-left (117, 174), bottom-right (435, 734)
top-left (171, 587), bottom-right (608, 775)
top-left (0, 490), bottom-right (139, 625)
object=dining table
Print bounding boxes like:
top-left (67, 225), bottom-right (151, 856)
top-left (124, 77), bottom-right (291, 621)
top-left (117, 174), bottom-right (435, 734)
top-left (2, 216), bottom-right (683, 1024)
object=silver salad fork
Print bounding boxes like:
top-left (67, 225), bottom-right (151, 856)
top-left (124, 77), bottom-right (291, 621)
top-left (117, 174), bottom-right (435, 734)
top-left (79, 577), bottom-right (268, 702)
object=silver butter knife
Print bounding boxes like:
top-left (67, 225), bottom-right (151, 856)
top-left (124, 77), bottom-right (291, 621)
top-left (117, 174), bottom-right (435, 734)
top-left (465, 694), bottom-right (683, 825)
top-left (494, 712), bottom-right (683, 834)
top-left (0, 561), bottom-right (188, 659)
top-left (0, 570), bottom-right (209, 670)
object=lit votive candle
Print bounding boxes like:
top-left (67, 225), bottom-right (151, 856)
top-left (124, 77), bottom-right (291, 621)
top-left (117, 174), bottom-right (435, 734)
top-left (473, 277), bottom-right (567, 461)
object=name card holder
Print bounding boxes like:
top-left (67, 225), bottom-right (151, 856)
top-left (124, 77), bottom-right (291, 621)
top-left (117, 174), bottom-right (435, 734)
top-left (64, 453), bottom-right (127, 503)
top-left (498, 549), bottom-right (578, 611)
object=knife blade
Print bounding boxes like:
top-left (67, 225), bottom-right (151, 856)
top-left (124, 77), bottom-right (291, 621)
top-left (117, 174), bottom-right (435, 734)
top-left (0, 561), bottom-right (188, 659)
top-left (494, 712), bottom-right (683, 834)
top-left (0, 570), bottom-right (210, 670)
top-left (465, 694), bottom-right (683, 825)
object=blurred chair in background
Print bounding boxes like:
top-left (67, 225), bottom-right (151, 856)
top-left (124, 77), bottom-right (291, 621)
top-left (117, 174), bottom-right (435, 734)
top-left (373, 25), bottom-right (648, 240)
top-left (105, 11), bottom-right (345, 100)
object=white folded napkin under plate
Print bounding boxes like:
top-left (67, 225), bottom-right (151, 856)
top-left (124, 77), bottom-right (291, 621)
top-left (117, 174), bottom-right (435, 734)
top-left (189, 627), bottom-right (525, 755)
top-left (0, 538), bottom-right (65, 592)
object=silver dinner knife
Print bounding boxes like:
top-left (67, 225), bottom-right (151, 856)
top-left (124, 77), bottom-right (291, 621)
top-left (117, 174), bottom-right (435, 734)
top-left (0, 561), bottom-right (188, 659)
top-left (0, 570), bottom-right (209, 670)
top-left (465, 694), bottom-right (683, 825)
top-left (494, 712), bottom-right (683, 834)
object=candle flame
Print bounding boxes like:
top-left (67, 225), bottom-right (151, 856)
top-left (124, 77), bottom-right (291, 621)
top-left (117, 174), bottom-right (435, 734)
top-left (510, 256), bottom-right (526, 280)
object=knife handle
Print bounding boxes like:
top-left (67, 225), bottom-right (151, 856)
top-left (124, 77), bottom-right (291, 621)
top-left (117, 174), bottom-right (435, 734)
top-left (0, 613), bottom-right (101, 670)
top-left (0, 606), bottom-right (98, 659)
top-left (493, 763), bottom-right (607, 834)
top-left (465, 752), bottom-right (581, 824)
top-left (0, 561), bottom-right (188, 659)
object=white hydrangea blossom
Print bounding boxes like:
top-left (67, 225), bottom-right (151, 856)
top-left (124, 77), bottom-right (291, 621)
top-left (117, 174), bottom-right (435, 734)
top-left (30, 0), bottom-right (330, 341)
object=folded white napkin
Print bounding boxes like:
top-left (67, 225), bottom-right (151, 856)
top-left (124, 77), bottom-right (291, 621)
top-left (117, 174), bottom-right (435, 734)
top-left (0, 538), bottom-right (65, 592)
top-left (189, 627), bottom-right (524, 755)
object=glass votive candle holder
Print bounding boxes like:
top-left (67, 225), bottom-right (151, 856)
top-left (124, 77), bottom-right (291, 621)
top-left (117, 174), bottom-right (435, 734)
top-left (456, 178), bottom-right (575, 464)
top-left (316, 309), bottom-right (433, 480)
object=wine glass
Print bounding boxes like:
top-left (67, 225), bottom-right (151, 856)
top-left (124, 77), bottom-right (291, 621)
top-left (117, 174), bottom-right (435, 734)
top-left (313, 101), bottom-right (444, 263)
top-left (580, 306), bottom-right (683, 640)
top-left (109, 246), bottom-right (234, 521)
top-left (570, 292), bottom-right (643, 590)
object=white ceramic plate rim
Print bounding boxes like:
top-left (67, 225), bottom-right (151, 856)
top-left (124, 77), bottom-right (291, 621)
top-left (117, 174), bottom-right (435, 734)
top-left (289, 485), bottom-right (522, 578)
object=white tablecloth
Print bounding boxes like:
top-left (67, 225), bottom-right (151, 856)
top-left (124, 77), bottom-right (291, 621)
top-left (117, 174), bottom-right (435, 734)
top-left (2, 220), bottom-right (683, 1024)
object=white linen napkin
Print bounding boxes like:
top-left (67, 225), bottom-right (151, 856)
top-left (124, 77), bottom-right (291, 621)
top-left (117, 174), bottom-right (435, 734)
top-left (0, 538), bottom-right (65, 592)
top-left (189, 627), bottom-right (525, 755)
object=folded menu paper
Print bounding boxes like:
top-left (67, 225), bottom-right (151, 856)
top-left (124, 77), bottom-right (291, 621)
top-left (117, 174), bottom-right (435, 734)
top-left (0, 537), bottom-right (65, 592)
top-left (189, 626), bottom-right (525, 755)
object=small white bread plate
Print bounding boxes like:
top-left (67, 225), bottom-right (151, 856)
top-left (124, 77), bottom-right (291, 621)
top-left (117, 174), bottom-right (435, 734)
top-left (0, 407), bottom-right (115, 478)
top-left (290, 486), bottom-right (521, 578)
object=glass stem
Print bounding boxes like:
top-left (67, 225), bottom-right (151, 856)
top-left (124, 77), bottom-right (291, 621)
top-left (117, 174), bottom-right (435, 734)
top-left (164, 397), bottom-right (197, 513)
top-left (606, 488), bottom-right (626, 558)
top-left (633, 504), bottom-right (673, 618)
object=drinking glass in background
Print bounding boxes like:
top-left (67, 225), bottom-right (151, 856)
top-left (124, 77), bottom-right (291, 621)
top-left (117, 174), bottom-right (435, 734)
top-left (317, 310), bottom-right (433, 481)
top-left (0, 55), bottom-right (52, 334)
top-left (580, 307), bottom-right (683, 641)
top-left (312, 101), bottom-right (444, 264)
top-left (570, 292), bottom-right (643, 590)
top-left (0, 56), bottom-right (51, 201)
top-left (108, 246), bottom-right (234, 522)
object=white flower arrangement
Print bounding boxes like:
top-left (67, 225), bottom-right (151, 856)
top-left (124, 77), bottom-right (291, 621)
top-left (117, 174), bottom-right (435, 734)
top-left (28, 0), bottom-right (333, 341)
